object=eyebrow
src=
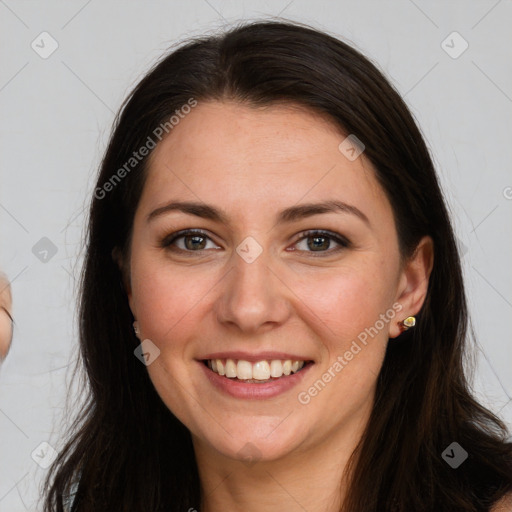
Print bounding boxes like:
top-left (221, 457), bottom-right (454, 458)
top-left (147, 200), bottom-right (370, 227)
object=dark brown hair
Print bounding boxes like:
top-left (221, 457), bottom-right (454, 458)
top-left (43, 20), bottom-right (512, 512)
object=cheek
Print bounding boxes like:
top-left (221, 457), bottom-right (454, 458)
top-left (296, 261), bottom-right (396, 341)
top-left (130, 252), bottom-right (218, 347)
top-left (295, 268), bottom-right (395, 411)
top-left (131, 249), bottom-right (397, 351)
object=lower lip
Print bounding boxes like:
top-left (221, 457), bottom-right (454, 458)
top-left (198, 360), bottom-right (314, 400)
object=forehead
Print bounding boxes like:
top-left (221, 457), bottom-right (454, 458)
top-left (139, 101), bottom-right (392, 226)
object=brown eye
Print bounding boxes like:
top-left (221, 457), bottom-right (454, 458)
top-left (293, 230), bottom-right (350, 255)
top-left (182, 234), bottom-right (207, 250)
top-left (162, 230), bottom-right (220, 252)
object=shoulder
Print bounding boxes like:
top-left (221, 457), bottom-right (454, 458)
top-left (490, 491), bottom-right (512, 512)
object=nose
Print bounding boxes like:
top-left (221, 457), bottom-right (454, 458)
top-left (214, 247), bottom-right (291, 334)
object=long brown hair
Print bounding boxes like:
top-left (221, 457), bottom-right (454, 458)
top-left (42, 20), bottom-right (512, 512)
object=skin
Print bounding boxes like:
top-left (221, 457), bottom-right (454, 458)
top-left (123, 101), bottom-right (433, 512)
top-left (0, 273), bottom-right (13, 362)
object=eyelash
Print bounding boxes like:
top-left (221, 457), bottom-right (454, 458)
top-left (160, 229), bottom-right (350, 256)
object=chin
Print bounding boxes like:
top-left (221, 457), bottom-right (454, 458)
top-left (195, 417), bottom-right (306, 464)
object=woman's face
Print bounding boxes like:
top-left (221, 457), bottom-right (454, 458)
top-left (127, 101), bottom-right (421, 463)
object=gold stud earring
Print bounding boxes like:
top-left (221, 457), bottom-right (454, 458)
top-left (398, 316), bottom-right (416, 333)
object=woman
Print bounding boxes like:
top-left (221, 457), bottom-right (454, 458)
top-left (43, 21), bottom-right (512, 512)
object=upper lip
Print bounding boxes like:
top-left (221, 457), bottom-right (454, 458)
top-left (198, 351), bottom-right (314, 363)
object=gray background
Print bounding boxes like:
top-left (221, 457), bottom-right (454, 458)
top-left (1, 1), bottom-right (511, 510)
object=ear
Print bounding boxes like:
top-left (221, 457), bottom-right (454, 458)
top-left (111, 247), bottom-right (134, 310)
top-left (389, 236), bottom-right (434, 338)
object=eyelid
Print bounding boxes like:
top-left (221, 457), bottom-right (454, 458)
top-left (161, 228), bottom-right (221, 250)
top-left (161, 228), bottom-right (350, 255)
top-left (291, 229), bottom-right (350, 255)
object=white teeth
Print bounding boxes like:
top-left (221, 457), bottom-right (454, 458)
top-left (252, 361), bottom-right (270, 380)
top-left (236, 360), bottom-right (253, 380)
top-left (207, 358), bottom-right (307, 380)
top-left (270, 360), bottom-right (283, 378)
top-left (225, 358), bottom-right (237, 378)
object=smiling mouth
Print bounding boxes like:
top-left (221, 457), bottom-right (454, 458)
top-left (203, 358), bottom-right (313, 383)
